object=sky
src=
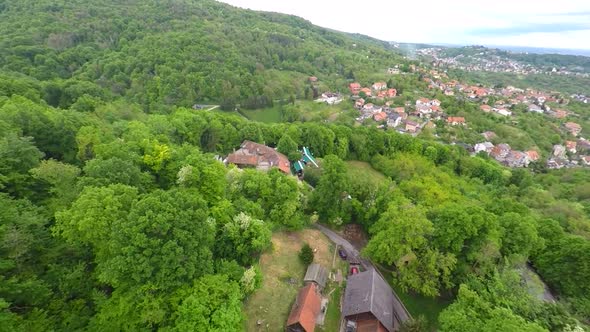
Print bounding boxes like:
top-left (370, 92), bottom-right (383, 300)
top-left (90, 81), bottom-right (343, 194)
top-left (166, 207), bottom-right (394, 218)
top-left (218, 0), bottom-right (590, 50)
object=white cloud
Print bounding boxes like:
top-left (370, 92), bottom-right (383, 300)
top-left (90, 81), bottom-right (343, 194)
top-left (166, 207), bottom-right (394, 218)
top-left (219, 0), bottom-right (590, 49)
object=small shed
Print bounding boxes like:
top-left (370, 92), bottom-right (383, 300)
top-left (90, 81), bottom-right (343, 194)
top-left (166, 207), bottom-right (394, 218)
top-left (304, 263), bottom-right (328, 291)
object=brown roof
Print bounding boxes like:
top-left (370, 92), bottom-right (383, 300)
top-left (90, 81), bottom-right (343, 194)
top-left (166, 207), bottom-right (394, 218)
top-left (286, 283), bottom-right (321, 332)
top-left (227, 141), bottom-right (291, 174)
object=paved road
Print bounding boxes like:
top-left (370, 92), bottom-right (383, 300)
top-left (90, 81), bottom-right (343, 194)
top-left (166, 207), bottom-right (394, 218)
top-left (313, 223), bottom-right (412, 323)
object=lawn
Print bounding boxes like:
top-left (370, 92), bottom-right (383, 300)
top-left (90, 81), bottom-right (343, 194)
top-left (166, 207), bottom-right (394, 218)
top-left (346, 161), bottom-right (388, 184)
top-left (376, 265), bottom-right (452, 331)
top-left (241, 106), bottom-right (282, 123)
top-left (243, 229), bottom-right (337, 332)
top-left (320, 281), bottom-right (343, 332)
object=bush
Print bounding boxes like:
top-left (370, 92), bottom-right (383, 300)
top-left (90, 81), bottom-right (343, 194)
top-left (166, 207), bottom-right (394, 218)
top-left (299, 243), bottom-right (314, 265)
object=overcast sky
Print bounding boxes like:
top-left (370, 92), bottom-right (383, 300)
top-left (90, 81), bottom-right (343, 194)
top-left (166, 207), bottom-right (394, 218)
top-left (219, 0), bottom-right (590, 50)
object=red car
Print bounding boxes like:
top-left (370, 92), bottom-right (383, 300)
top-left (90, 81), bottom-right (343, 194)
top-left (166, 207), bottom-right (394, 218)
top-left (350, 266), bottom-right (359, 275)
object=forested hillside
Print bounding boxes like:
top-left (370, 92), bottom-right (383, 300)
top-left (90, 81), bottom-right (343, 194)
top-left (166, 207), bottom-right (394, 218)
top-left (0, 0), bottom-right (402, 112)
top-left (0, 0), bottom-right (589, 331)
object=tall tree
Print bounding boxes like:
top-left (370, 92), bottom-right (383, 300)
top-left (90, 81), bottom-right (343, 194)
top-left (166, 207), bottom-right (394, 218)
top-left (312, 155), bottom-right (350, 223)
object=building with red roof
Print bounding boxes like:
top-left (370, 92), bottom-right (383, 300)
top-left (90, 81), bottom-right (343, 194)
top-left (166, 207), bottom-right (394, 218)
top-left (226, 141), bottom-right (291, 174)
top-left (286, 283), bottom-right (322, 332)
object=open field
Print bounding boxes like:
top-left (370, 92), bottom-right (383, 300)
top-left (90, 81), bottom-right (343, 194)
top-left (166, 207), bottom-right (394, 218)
top-left (241, 106), bottom-right (283, 123)
top-left (346, 160), bottom-right (388, 184)
top-left (243, 229), bottom-right (337, 332)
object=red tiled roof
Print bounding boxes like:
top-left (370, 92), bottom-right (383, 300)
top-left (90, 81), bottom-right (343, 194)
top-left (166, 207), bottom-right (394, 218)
top-left (227, 141), bottom-right (291, 174)
top-left (286, 283), bottom-right (321, 332)
top-left (526, 150), bottom-right (540, 161)
top-left (374, 112), bottom-right (387, 122)
top-left (566, 141), bottom-right (577, 150)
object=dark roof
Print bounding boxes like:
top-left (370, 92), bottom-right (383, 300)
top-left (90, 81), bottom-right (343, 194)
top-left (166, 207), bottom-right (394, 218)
top-left (343, 269), bottom-right (395, 332)
top-left (286, 283), bottom-right (322, 332)
top-left (304, 264), bottom-right (328, 289)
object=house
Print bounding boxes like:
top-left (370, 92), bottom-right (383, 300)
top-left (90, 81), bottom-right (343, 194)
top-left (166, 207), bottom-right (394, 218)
top-left (480, 105), bottom-right (492, 112)
top-left (355, 98), bottom-right (366, 109)
top-left (553, 145), bottom-right (567, 159)
top-left (474, 142), bottom-right (494, 154)
top-left (496, 108), bottom-right (512, 117)
top-left (361, 87), bottom-right (373, 97)
top-left (349, 83), bottom-right (361, 95)
top-left (405, 121), bottom-right (419, 133)
top-left (490, 144), bottom-right (511, 161)
top-left (528, 104), bottom-right (543, 113)
top-left (446, 117), bottom-right (466, 126)
top-left (309, 76), bottom-right (318, 83)
top-left (564, 122), bottom-right (582, 136)
top-left (387, 113), bottom-right (402, 128)
top-left (526, 150), bottom-right (540, 162)
top-left (444, 89), bottom-right (455, 96)
top-left (343, 269), bottom-right (409, 332)
top-left (304, 264), bottom-right (328, 291)
top-left (374, 111), bottom-right (387, 122)
top-left (582, 156), bottom-right (590, 166)
top-left (387, 89), bottom-right (397, 98)
top-left (431, 99), bottom-right (441, 106)
top-left (226, 141), bottom-right (291, 174)
top-left (547, 158), bottom-right (566, 169)
top-left (566, 141), bottom-right (577, 154)
top-left (286, 283), bottom-right (322, 332)
top-left (372, 82), bottom-right (387, 91)
top-left (416, 98), bottom-right (430, 106)
top-left (505, 150), bottom-right (530, 168)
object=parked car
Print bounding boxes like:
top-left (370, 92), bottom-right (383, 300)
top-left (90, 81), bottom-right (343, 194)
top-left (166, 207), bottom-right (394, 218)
top-left (350, 266), bottom-right (359, 275)
top-left (338, 248), bottom-right (348, 260)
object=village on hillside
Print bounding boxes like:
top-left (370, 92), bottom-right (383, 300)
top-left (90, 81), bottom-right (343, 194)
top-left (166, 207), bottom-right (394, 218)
top-left (309, 65), bottom-right (590, 170)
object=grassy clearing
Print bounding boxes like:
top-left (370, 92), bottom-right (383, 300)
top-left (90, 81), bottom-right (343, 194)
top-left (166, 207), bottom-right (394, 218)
top-left (241, 106), bottom-right (282, 123)
top-left (376, 265), bottom-right (452, 331)
top-left (243, 229), bottom-right (335, 332)
top-left (320, 282), bottom-right (343, 332)
top-left (346, 161), bottom-right (387, 184)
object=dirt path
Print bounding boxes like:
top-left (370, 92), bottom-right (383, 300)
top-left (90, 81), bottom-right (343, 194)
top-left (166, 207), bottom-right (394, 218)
top-left (313, 223), bottom-right (412, 323)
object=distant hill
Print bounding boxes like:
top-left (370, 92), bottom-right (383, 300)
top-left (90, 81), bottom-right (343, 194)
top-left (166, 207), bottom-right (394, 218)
top-left (0, 0), bottom-right (404, 112)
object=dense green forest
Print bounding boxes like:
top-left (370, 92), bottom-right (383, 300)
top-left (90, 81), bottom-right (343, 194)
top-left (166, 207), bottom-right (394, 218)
top-left (1, 0), bottom-right (589, 331)
top-left (0, 0), bottom-right (403, 113)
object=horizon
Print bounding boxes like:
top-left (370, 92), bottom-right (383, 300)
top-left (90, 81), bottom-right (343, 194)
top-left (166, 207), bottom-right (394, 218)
top-left (219, 0), bottom-right (590, 53)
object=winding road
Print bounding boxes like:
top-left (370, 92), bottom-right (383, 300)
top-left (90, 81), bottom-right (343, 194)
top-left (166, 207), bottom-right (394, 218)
top-left (313, 223), bottom-right (412, 323)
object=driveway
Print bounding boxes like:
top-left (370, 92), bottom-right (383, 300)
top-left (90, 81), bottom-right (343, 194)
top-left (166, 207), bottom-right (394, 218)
top-left (313, 223), bottom-right (412, 323)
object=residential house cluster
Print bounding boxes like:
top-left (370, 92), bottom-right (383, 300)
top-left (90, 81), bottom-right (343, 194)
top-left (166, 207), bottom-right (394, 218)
top-left (413, 98), bottom-right (444, 119)
top-left (571, 94), bottom-right (590, 104)
top-left (474, 142), bottom-right (532, 168)
top-left (417, 47), bottom-right (590, 78)
top-left (547, 138), bottom-right (590, 169)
